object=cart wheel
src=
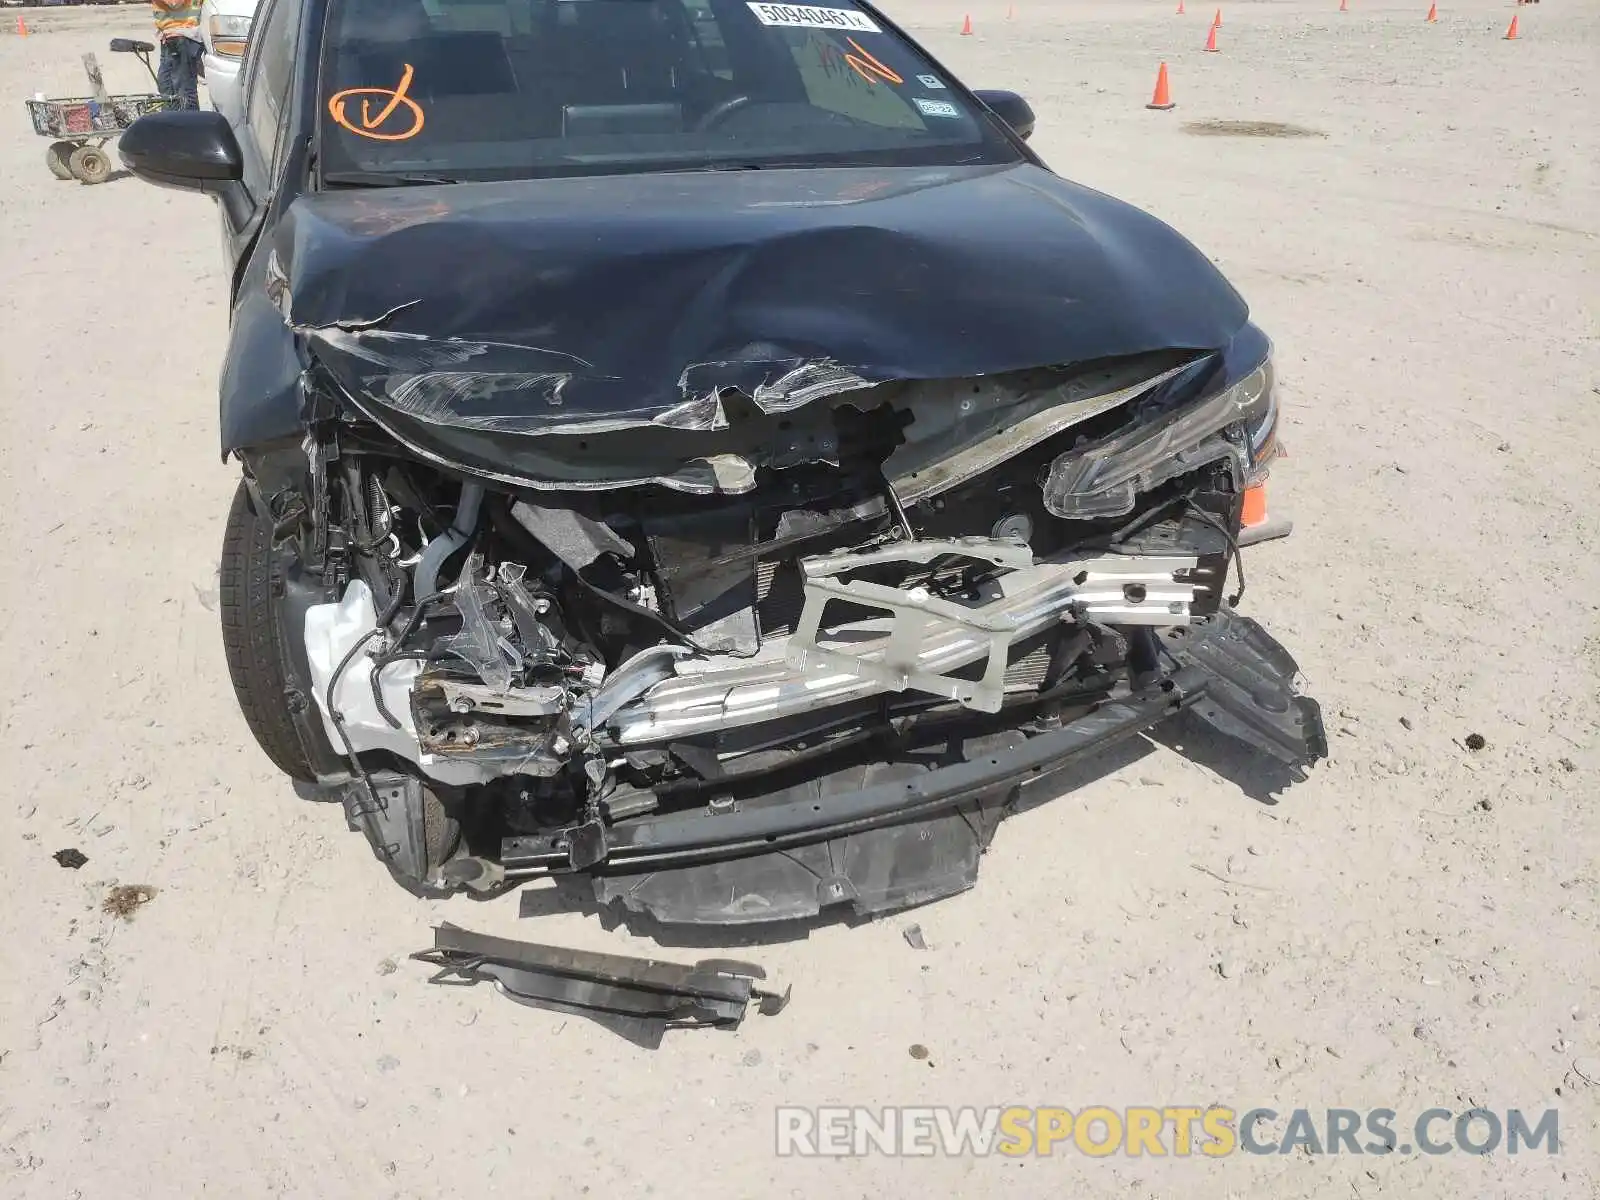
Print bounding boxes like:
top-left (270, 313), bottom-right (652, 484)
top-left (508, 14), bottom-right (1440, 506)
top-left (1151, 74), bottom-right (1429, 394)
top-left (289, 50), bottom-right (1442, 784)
top-left (46, 141), bottom-right (77, 180)
top-left (69, 145), bottom-right (112, 185)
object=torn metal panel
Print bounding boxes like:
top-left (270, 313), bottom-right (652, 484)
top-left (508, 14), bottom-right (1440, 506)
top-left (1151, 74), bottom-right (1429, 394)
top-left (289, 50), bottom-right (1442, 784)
top-left (320, 378), bottom-right (761, 495)
top-left (413, 923), bottom-right (789, 1047)
top-left (669, 358), bottom-right (879, 428)
top-left (237, 162), bottom-right (1249, 458)
top-left (304, 328), bottom-right (597, 432)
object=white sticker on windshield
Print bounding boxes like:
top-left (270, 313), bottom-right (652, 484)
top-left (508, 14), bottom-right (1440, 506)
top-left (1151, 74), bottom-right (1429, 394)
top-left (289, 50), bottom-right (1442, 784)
top-left (746, 3), bottom-right (881, 32)
top-left (917, 74), bottom-right (946, 89)
top-left (913, 97), bottom-right (960, 119)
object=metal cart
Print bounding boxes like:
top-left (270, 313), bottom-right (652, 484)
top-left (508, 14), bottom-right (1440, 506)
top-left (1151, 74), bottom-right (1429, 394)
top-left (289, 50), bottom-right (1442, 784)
top-left (25, 39), bottom-right (165, 184)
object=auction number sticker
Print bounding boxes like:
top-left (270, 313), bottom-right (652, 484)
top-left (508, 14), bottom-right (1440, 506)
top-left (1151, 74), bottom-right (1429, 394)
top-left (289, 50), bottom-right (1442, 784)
top-left (913, 97), bottom-right (960, 119)
top-left (747, 3), bottom-right (881, 32)
top-left (916, 74), bottom-right (946, 89)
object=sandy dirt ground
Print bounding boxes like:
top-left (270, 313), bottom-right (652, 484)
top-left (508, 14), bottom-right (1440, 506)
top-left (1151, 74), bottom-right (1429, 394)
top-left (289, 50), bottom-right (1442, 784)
top-left (1, 1), bottom-right (1597, 1197)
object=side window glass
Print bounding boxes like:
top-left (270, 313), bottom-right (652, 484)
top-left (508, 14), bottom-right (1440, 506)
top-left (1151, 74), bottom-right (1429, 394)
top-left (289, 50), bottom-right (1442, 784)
top-left (244, 0), bottom-right (300, 171)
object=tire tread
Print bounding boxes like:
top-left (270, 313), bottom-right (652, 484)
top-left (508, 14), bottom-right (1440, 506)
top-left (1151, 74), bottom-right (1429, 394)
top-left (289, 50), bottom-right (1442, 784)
top-left (219, 482), bottom-right (315, 781)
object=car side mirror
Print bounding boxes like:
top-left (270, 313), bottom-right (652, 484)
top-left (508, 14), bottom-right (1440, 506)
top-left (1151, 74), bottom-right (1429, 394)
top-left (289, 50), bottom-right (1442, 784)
top-left (973, 89), bottom-right (1035, 141)
top-left (119, 110), bottom-right (243, 193)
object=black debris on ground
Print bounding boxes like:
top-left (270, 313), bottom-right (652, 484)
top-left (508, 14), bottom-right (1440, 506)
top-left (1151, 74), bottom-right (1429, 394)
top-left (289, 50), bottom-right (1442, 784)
top-left (53, 848), bottom-right (88, 869)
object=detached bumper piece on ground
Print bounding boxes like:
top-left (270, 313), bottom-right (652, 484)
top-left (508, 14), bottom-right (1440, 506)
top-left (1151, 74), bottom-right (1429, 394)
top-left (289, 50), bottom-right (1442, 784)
top-left (414, 923), bottom-right (789, 1047)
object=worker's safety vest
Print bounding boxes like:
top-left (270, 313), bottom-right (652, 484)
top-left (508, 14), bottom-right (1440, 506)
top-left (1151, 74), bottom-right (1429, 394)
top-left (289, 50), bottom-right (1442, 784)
top-left (152, 0), bottom-right (202, 40)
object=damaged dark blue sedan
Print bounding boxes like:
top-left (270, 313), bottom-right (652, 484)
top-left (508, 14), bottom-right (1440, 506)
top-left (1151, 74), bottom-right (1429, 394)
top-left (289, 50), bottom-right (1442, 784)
top-left (120, 0), bottom-right (1325, 923)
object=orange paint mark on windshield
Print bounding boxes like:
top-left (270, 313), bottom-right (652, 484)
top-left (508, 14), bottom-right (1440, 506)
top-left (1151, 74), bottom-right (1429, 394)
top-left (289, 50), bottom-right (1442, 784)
top-left (842, 36), bottom-right (902, 86)
top-left (328, 63), bottom-right (425, 142)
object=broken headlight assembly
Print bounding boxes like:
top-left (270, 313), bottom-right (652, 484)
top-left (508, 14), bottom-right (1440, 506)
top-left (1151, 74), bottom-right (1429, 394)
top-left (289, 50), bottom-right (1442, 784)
top-left (1041, 351), bottom-right (1279, 520)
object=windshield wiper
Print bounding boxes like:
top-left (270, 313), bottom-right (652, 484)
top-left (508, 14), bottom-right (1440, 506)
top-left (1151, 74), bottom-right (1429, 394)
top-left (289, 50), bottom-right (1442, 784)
top-left (321, 170), bottom-right (462, 188)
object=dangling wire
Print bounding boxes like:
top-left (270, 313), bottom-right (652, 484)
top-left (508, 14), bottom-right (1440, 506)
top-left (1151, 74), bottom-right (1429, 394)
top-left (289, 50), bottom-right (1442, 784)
top-left (1184, 498), bottom-right (1246, 607)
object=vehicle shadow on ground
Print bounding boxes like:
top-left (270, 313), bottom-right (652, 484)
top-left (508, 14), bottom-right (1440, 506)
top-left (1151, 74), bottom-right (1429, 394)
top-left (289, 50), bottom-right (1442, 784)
top-left (516, 874), bottom-right (983, 950)
top-left (1145, 710), bottom-right (1309, 805)
top-left (50, 170), bottom-right (136, 187)
top-left (508, 727), bottom-right (1297, 949)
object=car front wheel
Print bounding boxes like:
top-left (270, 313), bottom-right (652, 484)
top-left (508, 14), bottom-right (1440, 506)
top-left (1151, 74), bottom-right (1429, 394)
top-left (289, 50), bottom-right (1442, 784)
top-left (219, 480), bottom-right (315, 781)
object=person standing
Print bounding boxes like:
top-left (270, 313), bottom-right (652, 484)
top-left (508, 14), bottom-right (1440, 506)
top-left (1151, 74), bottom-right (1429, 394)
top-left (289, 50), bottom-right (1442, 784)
top-left (152, 0), bottom-right (204, 110)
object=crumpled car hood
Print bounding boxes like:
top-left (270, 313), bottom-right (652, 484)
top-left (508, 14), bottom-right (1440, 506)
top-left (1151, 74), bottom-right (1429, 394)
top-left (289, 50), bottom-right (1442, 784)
top-left (276, 162), bottom-right (1248, 438)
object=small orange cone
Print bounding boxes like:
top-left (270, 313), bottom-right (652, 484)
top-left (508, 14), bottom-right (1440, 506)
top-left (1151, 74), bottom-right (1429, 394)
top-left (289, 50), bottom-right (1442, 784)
top-left (1213, 8), bottom-right (1222, 26)
top-left (960, 13), bottom-right (973, 34)
top-left (1204, 24), bottom-right (1219, 50)
top-left (1240, 484), bottom-right (1268, 529)
top-left (1425, 1), bottom-right (1437, 20)
top-left (1503, 12), bottom-right (1519, 37)
top-left (1177, 0), bottom-right (1185, 12)
top-left (16, 13), bottom-right (27, 35)
top-left (1236, 483), bottom-right (1293, 545)
top-left (1339, 0), bottom-right (1348, 11)
top-left (1146, 62), bottom-right (1176, 110)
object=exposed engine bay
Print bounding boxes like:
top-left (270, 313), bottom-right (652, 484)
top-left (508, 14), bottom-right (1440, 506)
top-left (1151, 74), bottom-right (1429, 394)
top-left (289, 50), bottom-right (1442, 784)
top-left (239, 331), bottom-right (1323, 924)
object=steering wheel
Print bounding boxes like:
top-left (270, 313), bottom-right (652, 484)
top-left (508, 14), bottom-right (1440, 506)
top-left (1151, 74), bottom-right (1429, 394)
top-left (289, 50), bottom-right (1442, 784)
top-left (695, 95), bottom-right (754, 132)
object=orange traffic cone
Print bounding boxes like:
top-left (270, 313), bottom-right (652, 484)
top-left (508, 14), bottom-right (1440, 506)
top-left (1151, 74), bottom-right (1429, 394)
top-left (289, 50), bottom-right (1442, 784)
top-left (1425, 1), bottom-right (1437, 20)
top-left (1204, 23), bottom-right (1219, 50)
top-left (1146, 62), bottom-right (1176, 110)
top-left (1212, 8), bottom-right (1222, 26)
top-left (16, 13), bottom-right (27, 35)
top-left (1503, 12), bottom-right (1519, 37)
top-left (1236, 483), bottom-right (1293, 546)
top-left (1240, 484), bottom-right (1268, 529)
top-left (1177, 0), bottom-right (1185, 12)
top-left (1339, 0), bottom-right (1348, 11)
top-left (960, 13), bottom-right (973, 35)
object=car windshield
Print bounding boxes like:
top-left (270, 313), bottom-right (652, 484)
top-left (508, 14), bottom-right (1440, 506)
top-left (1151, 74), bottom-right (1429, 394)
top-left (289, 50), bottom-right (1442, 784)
top-left (315, 0), bottom-right (1021, 182)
